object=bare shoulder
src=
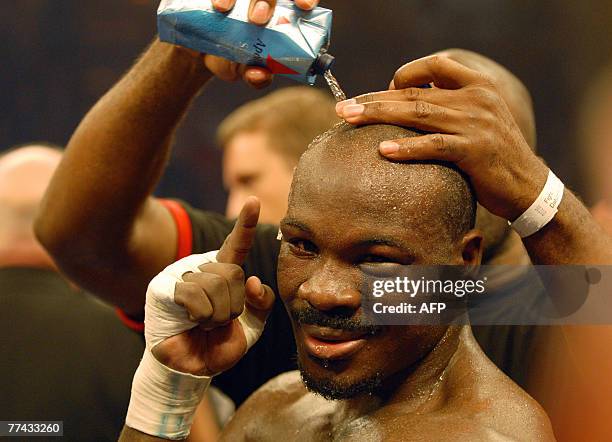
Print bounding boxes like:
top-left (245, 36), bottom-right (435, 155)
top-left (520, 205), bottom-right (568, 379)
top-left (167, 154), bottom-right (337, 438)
top-left (368, 417), bottom-right (542, 442)
top-left (445, 329), bottom-right (556, 441)
top-left (229, 369), bottom-right (306, 414)
top-left (220, 371), bottom-right (312, 441)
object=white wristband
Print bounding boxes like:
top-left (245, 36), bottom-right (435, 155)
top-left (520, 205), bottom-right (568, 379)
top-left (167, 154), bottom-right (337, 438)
top-left (510, 169), bottom-right (565, 238)
top-left (126, 250), bottom-right (267, 439)
top-left (126, 350), bottom-right (211, 440)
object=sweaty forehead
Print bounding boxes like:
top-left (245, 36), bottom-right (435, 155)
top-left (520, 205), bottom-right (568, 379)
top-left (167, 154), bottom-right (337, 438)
top-left (289, 124), bottom-right (472, 240)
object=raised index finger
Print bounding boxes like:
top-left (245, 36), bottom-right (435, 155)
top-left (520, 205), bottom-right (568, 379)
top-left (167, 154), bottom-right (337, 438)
top-left (216, 196), bottom-right (261, 265)
top-left (392, 55), bottom-right (486, 90)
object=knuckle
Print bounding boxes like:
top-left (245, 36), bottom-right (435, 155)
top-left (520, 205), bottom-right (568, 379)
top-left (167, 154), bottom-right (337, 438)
top-left (473, 85), bottom-right (500, 108)
top-left (225, 264), bottom-right (245, 282)
top-left (190, 305), bottom-right (213, 322)
top-left (366, 101), bottom-right (383, 113)
top-left (196, 262), bottom-right (214, 272)
top-left (466, 111), bottom-right (479, 125)
top-left (478, 72), bottom-right (496, 87)
top-left (176, 282), bottom-right (201, 299)
top-left (175, 282), bottom-right (202, 308)
top-left (356, 93), bottom-right (376, 104)
top-left (401, 87), bottom-right (421, 101)
top-left (430, 134), bottom-right (448, 153)
top-left (426, 54), bottom-right (445, 71)
top-left (206, 274), bottom-right (227, 292)
top-left (414, 100), bottom-right (432, 119)
top-left (183, 271), bottom-right (207, 285)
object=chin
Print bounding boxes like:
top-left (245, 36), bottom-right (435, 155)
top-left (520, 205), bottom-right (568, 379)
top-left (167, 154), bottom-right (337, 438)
top-left (298, 355), bottom-right (384, 400)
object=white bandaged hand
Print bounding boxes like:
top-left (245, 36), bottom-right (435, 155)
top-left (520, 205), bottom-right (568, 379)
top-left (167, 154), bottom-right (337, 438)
top-left (126, 250), bottom-right (270, 439)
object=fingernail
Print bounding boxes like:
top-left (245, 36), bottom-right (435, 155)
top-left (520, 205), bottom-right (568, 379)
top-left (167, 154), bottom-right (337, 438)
top-left (248, 68), bottom-right (266, 82)
top-left (380, 141), bottom-right (399, 154)
top-left (251, 1), bottom-right (271, 24)
top-left (335, 98), bottom-right (355, 114)
top-left (342, 104), bottom-right (365, 118)
top-left (214, 0), bottom-right (232, 11)
top-left (302, 0), bottom-right (316, 10)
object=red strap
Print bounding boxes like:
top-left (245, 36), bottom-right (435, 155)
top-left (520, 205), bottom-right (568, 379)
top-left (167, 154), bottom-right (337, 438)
top-left (159, 199), bottom-right (194, 260)
top-left (115, 308), bottom-right (145, 333)
top-left (116, 199), bottom-right (194, 332)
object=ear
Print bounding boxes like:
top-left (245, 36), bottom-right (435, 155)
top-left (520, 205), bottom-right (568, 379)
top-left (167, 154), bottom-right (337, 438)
top-left (459, 229), bottom-right (483, 270)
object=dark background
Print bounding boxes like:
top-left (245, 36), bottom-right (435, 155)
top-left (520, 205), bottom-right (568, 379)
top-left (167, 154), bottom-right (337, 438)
top-left (2, 0), bottom-right (612, 211)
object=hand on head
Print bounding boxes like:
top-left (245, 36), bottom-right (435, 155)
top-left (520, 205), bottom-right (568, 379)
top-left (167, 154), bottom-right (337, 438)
top-left (201, 0), bottom-right (320, 88)
top-left (335, 54), bottom-right (549, 222)
top-left (149, 196), bottom-right (275, 376)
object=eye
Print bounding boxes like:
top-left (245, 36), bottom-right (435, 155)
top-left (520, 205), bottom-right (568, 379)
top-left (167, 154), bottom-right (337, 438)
top-left (237, 174), bottom-right (258, 187)
top-left (361, 254), bottom-right (399, 264)
top-left (287, 238), bottom-right (318, 256)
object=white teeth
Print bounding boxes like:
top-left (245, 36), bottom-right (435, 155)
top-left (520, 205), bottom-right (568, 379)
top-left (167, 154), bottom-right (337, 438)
top-left (302, 325), bottom-right (364, 341)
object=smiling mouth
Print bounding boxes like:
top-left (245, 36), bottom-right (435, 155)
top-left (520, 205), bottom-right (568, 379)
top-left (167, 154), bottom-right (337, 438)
top-left (300, 324), bottom-right (369, 360)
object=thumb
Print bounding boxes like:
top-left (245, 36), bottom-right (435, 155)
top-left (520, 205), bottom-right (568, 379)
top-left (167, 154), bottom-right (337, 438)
top-left (244, 276), bottom-right (275, 320)
top-left (217, 196), bottom-right (260, 265)
top-left (237, 276), bottom-right (275, 349)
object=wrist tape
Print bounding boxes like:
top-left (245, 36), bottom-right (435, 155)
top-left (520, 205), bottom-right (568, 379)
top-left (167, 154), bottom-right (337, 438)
top-left (126, 250), bottom-right (266, 439)
top-left (510, 169), bottom-right (565, 238)
top-left (127, 350), bottom-right (211, 440)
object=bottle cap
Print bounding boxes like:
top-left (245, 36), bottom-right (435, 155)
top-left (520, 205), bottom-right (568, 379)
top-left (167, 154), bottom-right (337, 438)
top-left (313, 52), bottom-right (335, 75)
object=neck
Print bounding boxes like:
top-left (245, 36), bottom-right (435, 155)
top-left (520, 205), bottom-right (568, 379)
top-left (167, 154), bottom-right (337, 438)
top-left (337, 326), bottom-right (463, 420)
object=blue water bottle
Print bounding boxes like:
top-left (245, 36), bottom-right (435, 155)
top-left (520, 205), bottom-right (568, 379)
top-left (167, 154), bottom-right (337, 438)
top-left (157, 0), bottom-right (335, 85)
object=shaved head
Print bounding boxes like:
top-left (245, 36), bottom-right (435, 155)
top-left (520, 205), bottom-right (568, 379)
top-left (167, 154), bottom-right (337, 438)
top-left (0, 145), bottom-right (62, 207)
top-left (0, 144), bottom-right (62, 268)
top-left (278, 124), bottom-right (481, 400)
top-left (291, 123), bottom-right (475, 245)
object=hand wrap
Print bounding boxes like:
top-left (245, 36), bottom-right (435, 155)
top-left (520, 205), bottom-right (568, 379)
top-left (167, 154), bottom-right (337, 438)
top-left (126, 250), bottom-right (266, 439)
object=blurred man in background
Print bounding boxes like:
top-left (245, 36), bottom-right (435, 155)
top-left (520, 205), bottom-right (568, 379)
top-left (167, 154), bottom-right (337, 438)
top-left (0, 144), bottom-right (144, 440)
top-left (219, 87), bottom-right (338, 224)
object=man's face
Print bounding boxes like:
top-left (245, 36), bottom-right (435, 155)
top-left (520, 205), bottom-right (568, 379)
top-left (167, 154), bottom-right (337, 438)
top-left (278, 152), bottom-right (478, 400)
top-left (223, 131), bottom-right (295, 224)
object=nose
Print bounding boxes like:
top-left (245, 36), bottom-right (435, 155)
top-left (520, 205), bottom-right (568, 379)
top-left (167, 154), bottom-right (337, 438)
top-left (297, 262), bottom-right (361, 311)
top-left (225, 189), bottom-right (247, 220)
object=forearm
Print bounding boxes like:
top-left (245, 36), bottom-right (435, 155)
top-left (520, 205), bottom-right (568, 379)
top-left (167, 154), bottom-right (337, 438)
top-left (35, 39), bottom-right (213, 309)
top-left (524, 189), bottom-right (612, 265)
top-left (37, 39), bottom-right (210, 249)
